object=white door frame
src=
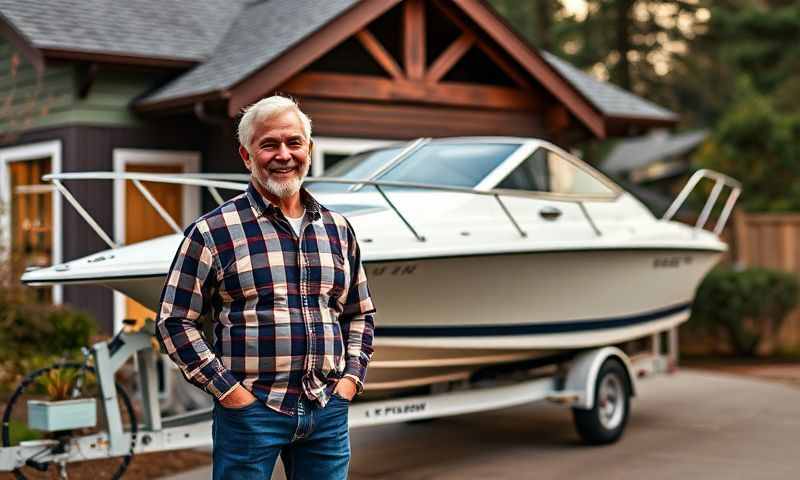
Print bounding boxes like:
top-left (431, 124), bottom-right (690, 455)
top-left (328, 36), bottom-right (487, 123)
top-left (112, 148), bottom-right (201, 333)
top-left (0, 140), bottom-right (63, 304)
top-left (311, 137), bottom-right (395, 176)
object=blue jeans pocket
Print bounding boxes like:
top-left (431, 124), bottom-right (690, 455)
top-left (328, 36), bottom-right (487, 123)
top-left (331, 392), bottom-right (351, 404)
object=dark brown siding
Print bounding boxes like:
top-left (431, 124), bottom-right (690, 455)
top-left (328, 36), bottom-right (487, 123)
top-left (298, 98), bottom-right (546, 139)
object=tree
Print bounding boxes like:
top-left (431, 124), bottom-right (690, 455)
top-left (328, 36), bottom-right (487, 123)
top-left (694, 78), bottom-right (800, 212)
top-left (488, 0), bottom-right (563, 52)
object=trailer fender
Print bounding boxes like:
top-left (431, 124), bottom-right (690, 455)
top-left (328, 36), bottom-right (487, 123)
top-left (564, 347), bottom-right (635, 410)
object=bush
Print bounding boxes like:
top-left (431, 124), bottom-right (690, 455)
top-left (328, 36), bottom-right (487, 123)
top-left (0, 301), bottom-right (95, 361)
top-left (689, 267), bottom-right (799, 356)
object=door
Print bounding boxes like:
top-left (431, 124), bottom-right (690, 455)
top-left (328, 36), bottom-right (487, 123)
top-left (124, 163), bottom-right (183, 329)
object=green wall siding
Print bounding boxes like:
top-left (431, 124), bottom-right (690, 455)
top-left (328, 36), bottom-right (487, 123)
top-left (0, 39), bottom-right (157, 136)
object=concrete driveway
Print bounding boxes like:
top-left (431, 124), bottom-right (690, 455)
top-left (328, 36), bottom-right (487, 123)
top-left (162, 369), bottom-right (800, 480)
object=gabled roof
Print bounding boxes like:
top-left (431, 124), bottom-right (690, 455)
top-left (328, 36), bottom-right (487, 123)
top-left (603, 129), bottom-right (708, 175)
top-left (541, 52), bottom-right (677, 124)
top-left (0, 0), bottom-right (678, 137)
top-left (140, 0), bottom-right (359, 107)
top-left (0, 0), bottom-right (243, 63)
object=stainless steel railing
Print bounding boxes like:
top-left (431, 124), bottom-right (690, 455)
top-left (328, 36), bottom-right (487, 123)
top-left (661, 169), bottom-right (742, 235)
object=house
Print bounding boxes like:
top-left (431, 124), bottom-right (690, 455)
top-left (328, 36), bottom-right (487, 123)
top-left (0, 0), bottom-right (677, 333)
top-left (601, 129), bottom-right (707, 216)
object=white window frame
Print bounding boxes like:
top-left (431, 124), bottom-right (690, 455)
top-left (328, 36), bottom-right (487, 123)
top-left (311, 137), bottom-right (395, 176)
top-left (0, 140), bottom-right (63, 304)
top-left (112, 148), bottom-right (201, 333)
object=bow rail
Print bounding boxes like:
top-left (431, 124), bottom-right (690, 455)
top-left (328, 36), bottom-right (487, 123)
top-left (661, 169), bottom-right (742, 235)
top-left (42, 171), bottom-right (610, 248)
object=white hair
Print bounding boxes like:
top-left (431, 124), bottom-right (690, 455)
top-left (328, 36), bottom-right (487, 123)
top-left (237, 95), bottom-right (312, 151)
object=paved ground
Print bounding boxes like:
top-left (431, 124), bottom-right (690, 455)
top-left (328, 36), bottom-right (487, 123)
top-left (161, 369), bottom-right (800, 480)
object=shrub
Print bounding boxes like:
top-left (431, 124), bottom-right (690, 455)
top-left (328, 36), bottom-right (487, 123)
top-left (0, 300), bottom-right (95, 361)
top-left (690, 267), bottom-right (799, 356)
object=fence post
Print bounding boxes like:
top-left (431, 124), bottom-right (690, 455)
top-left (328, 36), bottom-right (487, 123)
top-left (733, 211), bottom-right (749, 267)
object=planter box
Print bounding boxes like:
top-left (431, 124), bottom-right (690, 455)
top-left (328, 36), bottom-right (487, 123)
top-left (27, 398), bottom-right (97, 432)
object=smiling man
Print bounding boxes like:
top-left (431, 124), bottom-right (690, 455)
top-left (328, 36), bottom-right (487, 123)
top-left (156, 95), bottom-right (376, 479)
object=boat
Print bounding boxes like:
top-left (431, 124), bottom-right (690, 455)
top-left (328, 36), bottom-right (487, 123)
top-left (20, 137), bottom-right (740, 393)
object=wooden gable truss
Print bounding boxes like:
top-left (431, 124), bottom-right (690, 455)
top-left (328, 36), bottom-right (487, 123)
top-left (271, 0), bottom-right (576, 140)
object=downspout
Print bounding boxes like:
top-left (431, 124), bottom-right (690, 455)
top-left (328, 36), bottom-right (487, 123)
top-left (193, 100), bottom-right (230, 126)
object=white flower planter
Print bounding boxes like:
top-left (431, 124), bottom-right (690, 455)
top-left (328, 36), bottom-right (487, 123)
top-left (27, 398), bottom-right (97, 432)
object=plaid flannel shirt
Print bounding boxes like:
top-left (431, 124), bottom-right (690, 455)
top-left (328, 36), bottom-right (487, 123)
top-left (156, 183), bottom-right (375, 415)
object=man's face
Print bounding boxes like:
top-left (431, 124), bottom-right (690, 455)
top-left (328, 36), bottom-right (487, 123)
top-left (239, 110), bottom-right (311, 200)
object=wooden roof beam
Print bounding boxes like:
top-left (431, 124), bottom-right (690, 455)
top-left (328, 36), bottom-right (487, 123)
top-left (449, 0), bottom-right (605, 138)
top-left (281, 72), bottom-right (539, 111)
top-left (431, 0), bottom-right (531, 90)
top-left (425, 32), bottom-right (475, 83)
top-left (403, 0), bottom-right (426, 80)
top-left (356, 29), bottom-right (404, 80)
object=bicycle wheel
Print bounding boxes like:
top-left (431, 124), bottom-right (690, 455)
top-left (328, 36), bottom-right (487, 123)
top-left (1, 363), bottom-right (137, 480)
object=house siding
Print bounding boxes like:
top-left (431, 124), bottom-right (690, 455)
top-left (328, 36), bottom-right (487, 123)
top-left (1, 38), bottom-right (162, 135)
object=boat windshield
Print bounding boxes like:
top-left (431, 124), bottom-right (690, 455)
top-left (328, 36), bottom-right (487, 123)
top-left (309, 147), bottom-right (403, 192)
top-left (310, 142), bottom-right (520, 192)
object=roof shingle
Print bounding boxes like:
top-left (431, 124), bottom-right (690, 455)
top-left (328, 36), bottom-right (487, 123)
top-left (0, 0), bottom-right (245, 61)
top-left (541, 51), bottom-right (677, 122)
top-left (603, 129), bottom-right (708, 174)
top-left (140, 0), bottom-right (359, 105)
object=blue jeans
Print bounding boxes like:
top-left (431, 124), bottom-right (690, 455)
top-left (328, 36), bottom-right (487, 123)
top-left (212, 394), bottom-right (351, 479)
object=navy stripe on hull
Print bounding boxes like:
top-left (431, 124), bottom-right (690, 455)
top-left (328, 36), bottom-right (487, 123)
top-left (375, 302), bottom-right (691, 337)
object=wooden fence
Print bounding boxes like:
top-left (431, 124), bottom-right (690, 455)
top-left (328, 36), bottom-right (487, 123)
top-left (730, 212), bottom-right (800, 350)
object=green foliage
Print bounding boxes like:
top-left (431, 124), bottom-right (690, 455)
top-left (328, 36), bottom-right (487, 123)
top-left (690, 267), bottom-right (799, 356)
top-left (0, 299), bottom-right (95, 360)
top-left (694, 78), bottom-right (800, 212)
top-left (35, 366), bottom-right (97, 401)
top-left (0, 289), bottom-right (95, 392)
top-left (6, 419), bottom-right (41, 445)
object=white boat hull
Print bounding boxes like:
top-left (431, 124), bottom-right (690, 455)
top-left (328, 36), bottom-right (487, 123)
top-left (91, 246), bottom-right (718, 391)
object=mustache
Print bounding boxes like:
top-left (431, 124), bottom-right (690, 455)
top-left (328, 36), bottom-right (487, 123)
top-left (266, 162), bottom-right (302, 170)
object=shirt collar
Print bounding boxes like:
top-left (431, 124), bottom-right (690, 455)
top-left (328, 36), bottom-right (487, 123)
top-left (245, 182), bottom-right (321, 221)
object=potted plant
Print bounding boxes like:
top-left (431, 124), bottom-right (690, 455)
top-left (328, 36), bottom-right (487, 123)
top-left (27, 365), bottom-right (97, 432)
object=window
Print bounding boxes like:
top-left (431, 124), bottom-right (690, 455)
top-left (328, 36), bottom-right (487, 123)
top-left (497, 148), bottom-right (615, 196)
top-left (379, 143), bottom-right (520, 188)
top-left (8, 157), bottom-right (53, 302)
top-left (309, 147), bottom-right (403, 193)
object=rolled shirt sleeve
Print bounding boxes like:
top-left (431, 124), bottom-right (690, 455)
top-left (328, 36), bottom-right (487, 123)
top-left (338, 222), bottom-right (376, 393)
top-left (155, 224), bottom-right (238, 399)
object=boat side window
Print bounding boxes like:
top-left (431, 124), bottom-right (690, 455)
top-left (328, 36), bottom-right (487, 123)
top-left (497, 148), bottom-right (615, 196)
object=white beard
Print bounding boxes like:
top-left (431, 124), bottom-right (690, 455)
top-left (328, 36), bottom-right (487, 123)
top-left (263, 175), bottom-right (302, 199)
top-left (252, 159), bottom-right (310, 199)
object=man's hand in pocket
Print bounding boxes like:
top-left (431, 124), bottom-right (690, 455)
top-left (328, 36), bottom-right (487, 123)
top-left (220, 384), bottom-right (257, 408)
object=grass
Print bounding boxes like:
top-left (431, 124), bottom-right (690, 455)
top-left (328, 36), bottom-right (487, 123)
top-left (5, 418), bottom-right (42, 445)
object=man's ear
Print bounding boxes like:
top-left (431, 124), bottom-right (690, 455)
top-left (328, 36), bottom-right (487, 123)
top-left (238, 145), bottom-right (252, 171)
top-left (308, 139), bottom-right (314, 156)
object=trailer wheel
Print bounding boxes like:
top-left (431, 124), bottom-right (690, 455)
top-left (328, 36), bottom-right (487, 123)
top-left (572, 358), bottom-right (630, 445)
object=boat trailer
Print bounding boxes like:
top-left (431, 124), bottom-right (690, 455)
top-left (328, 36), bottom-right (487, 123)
top-left (1, 320), bottom-right (677, 478)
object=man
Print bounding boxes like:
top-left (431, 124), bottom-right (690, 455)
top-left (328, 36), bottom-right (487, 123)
top-left (156, 95), bottom-right (375, 479)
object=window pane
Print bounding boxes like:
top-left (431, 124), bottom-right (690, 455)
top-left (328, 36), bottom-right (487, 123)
top-left (310, 147), bottom-right (403, 192)
top-left (497, 148), bottom-right (614, 196)
top-left (546, 150), bottom-right (614, 195)
top-left (379, 143), bottom-right (520, 188)
top-left (497, 149), bottom-right (549, 191)
top-left (9, 157), bottom-right (53, 302)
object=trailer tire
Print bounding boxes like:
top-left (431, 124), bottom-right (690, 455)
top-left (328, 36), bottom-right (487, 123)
top-left (572, 358), bottom-right (630, 445)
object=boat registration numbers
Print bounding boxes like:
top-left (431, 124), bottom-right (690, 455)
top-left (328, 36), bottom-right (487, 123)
top-left (653, 255), bottom-right (693, 268)
top-left (367, 264), bottom-right (417, 277)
